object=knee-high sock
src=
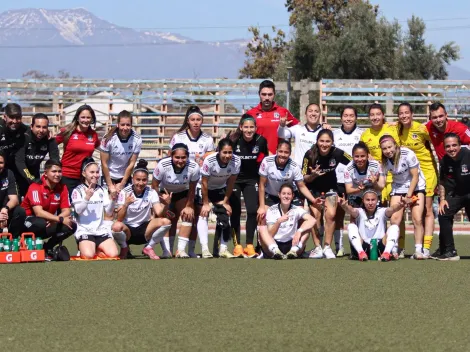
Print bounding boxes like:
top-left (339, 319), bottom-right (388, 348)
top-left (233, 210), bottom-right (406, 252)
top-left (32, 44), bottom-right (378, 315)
top-left (197, 217), bottom-right (209, 251)
top-left (147, 225), bottom-right (171, 249)
top-left (334, 229), bottom-right (343, 250)
top-left (113, 231), bottom-right (127, 248)
top-left (385, 224), bottom-right (399, 253)
top-left (188, 240), bottom-right (196, 254)
top-left (347, 223), bottom-right (363, 254)
top-left (160, 237), bottom-right (171, 253)
top-left (398, 220), bottom-right (405, 249)
top-left (424, 235), bottom-right (433, 250)
top-left (177, 237), bottom-right (189, 252)
top-left (169, 236), bottom-right (176, 253)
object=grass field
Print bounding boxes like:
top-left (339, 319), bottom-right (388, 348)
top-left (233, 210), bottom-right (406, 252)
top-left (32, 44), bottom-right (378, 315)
top-left (3, 235), bottom-right (470, 352)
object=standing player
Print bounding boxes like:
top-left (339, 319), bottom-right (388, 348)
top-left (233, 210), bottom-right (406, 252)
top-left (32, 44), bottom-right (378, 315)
top-left (338, 190), bottom-right (406, 261)
top-left (14, 113), bottom-right (60, 197)
top-left (379, 135), bottom-right (426, 259)
top-left (228, 114), bottom-right (268, 257)
top-left (332, 106), bottom-right (364, 256)
top-left (72, 158), bottom-right (118, 259)
top-left (99, 110), bottom-right (142, 199)
top-left (247, 80), bottom-right (299, 155)
top-left (152, 143), bottom-right (200, 258)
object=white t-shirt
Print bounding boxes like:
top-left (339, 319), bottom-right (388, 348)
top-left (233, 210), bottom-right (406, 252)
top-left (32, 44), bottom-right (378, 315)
top-left (259, 155), bottom-right (303, 196)
top-left (278, 124), bottom-right (323, 166)
top-left (169, 130), bottom-right (215, 165)
top-left (266, 204), bottom-right (307, 242)
top-left (383, 147), bottom-right (426, 194)
top-left (333, 126), bottom-right (364, 183)
top-left (117, 185), bottom-right (160, 228)
top-left (201, 153), bottom-right (241, 190)
top-left (71, 184), bottom-right (113, 239)
top-left (356, 207), bottom-right (388, 243)
top-left (344, 160), bottom-right (384, 197)
top-left (152, 156), bottom-right (200, 193)
top-left (98, 130), bottom-right (142, 180)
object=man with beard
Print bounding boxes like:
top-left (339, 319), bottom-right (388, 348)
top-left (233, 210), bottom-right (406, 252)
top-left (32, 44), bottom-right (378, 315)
top-left (0, 103), bottom-right (29, 172)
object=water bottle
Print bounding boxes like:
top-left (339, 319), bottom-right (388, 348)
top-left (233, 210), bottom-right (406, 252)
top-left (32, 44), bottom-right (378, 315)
top-left (370, 239), bottom-right (378, 261)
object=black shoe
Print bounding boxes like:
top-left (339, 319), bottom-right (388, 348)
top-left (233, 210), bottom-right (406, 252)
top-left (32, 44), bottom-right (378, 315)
top-left (437, 250), bottom-right (460, 261)
top-left (430, 248), bottom-right (442, 259)
top-left (126, 249), bottom-right (136, 259)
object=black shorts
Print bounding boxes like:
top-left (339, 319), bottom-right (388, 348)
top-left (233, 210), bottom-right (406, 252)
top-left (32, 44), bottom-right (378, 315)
top-left (127, 221), bottom-right (150, 245)
top-left (390, 190), bottom-right (425, 197)
top-left (337, 183), bottom-right (346, 196)
top-left (77, 234), bottom-right (113, 247)
top-left (198, 188), bottom-right (226, 205)
top-left (165, 189), bottom-right (189, 211)
top-left (262, 239), bottom-right (293, 257)
top-left (350, 240), bottom-right (386, 260)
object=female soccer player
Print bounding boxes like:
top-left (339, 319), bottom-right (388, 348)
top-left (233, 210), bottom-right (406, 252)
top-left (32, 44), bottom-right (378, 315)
top-left (396, 102), bottom-right (438, 257)
top-left (71, 158), bottom-right (119, 259)
top-left (99, 110), bottom-right (142, 199)
top-left (112, 160), bottom-right (171, 260)
top-left (344, 142), bottom-right (385, 207)
top-left (338, 190), bottom-right (406, 261)
top-left (302, 130), bottom-right (351, 259)
top-left (261, 183), bottom-right (316, 259)
top-left (228, 114), bottom-right (268, 257)
top-left (332, 106), bottom-right (364, 256)
top-left (152, 143), bottom-right (200, 258)
top-left (379, 134), bottom-right (426, 259)
top-left (197, 138), bottom-right (241, 258)
top-left (56, 105), bottom-right (100, 197)
top-left (167, 105), bottom-right (215, 256)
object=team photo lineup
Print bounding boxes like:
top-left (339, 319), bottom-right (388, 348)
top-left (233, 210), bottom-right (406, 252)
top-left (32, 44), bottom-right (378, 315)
top-left (1, 79), bottom-right (468, 262)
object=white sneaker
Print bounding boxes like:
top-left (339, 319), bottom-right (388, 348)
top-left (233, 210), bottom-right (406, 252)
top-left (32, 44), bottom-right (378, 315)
top-left (201, 249), bottom-right (213, 259)
top-left (323, 246), bottom-right (336, 259)
top-left (309, 246), bottom-right (324, 259)
top-left (336, 247), bottom-right (345, 257)
top-left (423, 248), bottom-right (430, 258)
top-left (412, 251), bottom-right (424, 260)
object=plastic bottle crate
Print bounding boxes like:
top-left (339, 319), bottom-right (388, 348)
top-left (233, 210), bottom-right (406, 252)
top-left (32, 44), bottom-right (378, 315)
top-left (0, 233), bottom-right (21, 264)
top-left (19, 232), bottom-right (45, 263)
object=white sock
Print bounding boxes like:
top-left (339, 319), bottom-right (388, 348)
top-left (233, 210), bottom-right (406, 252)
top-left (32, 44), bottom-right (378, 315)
top-left (347, 223), bottom-right (364, 254)
top-left (268, 243), bottom-right (279, 254)
top-left (169, 236), bottom-right (176, 253)
top-left (415, 243), bottom-right (423, 253)
top-left (385, 225), bottom-right (399, 253)
top-left (177, 237), bottom-right (189, 252)
top-left (113, 231), bottom-right (127, 248)
top-left (161, 237), bottom-right (171, 253)
top-left (334, 229), bottom-right (343, 250)
top-left (290, 245), bottom-right (301, 252)
top-left (147, 225), bottom-right (171, 249)
top-left (197, 217), bottom-right (209, 251)
top-left (188, 240), bottom-right (196, 254)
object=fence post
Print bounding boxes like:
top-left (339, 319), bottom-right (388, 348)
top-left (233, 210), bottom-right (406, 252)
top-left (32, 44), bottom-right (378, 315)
top-left (299, 79), bottom-right (309, 123)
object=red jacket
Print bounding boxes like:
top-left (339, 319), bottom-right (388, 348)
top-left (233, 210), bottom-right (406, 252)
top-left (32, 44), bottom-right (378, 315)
top-left (425, 120), bottom-right (470, 160)
top-left (246, 102), bottom-right (299, 154)
top-left (22, 176), bottom-right (70, 216)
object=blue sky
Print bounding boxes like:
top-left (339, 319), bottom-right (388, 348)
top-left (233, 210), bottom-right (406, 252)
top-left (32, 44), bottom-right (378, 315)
top-left (0, 0), bottom-right (469, 67)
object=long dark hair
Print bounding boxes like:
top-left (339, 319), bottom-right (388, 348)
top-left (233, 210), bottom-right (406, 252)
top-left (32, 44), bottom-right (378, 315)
top-left (397, 102), bottom-right (413, 136)
top-left (177, 105), bottom-right (204, 133)
top-left (309, 129), bottom-right (334, 166)
top-left (103, 110), bottom-right (133, 144)
top-left (58, 105), bottom-right (96, 145)
top-left (228, 114), bottom-right (256, 143)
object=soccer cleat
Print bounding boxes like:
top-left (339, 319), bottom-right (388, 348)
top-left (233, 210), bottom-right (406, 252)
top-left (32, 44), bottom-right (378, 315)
top-left (142, 246), bottom-right (160, 260)
top-left (323, 246), bottom-right (336, 259)
top-left (437, 250), bottom-right (460, 261)
top-left (201, 249), bottom-right (213, 259)
top-left (219, 249), bottom-right (236, 259)
top-left (430, 248), bottom-right (442, 260)
top-left (244, 244), bottom-right (258, 258)
top-left (286, 249), bottom-right (298, 259)
top-left (358, 251), bottom-right (368, 262)
top-left (398, 249), bottom-right (406, 259)
top-left (175, 250), bottom-right (190, 259)
top-left (336, 248), bottom-right (345, 257)
top-left (412, 251), bottom-right (425, 260)
top-left (160, 251), bottom-right (173, 259)
top-left (272, 247), bottom-right (285, 260)
top-left (380, 252), bottom-right (391, 262)
top-left (119, 247), bottom-right (129, 260)
top-left (188, 251), bottom-right (198, 258)
top-left (233, 245), bottom-right (245, 258)
top-left (423, 248), bottom-right (430, 258)
top-left (309, 246), bottom-right (324, 259)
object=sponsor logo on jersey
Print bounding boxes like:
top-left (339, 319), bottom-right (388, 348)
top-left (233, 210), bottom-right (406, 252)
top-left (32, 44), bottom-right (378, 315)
top-left (252, 146), bottom-right (259, 153)
top-left (257, 113), bottom-right (263, 119)
top-left (462, 164), bottom-right (468, 173)
top-left (412, 133), bottom-right (418, 139)
top-left (54, 193), bottom-right (60, 201)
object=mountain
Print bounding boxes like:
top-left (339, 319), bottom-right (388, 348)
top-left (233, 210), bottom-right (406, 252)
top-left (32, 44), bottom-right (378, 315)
top-left (0, 8), bottom-right (247, 79)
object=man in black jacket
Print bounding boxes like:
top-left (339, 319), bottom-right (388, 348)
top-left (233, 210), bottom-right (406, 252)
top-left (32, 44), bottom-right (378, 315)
top-left (436, 132), bottom-right (470, 261)
top-left (0, 104), bottom-right (29, 169)
top-left (14, 113), bottom-right (60, 197)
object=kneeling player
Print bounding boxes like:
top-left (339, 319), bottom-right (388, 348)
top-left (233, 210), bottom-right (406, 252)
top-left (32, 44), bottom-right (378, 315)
top-left (112, 160), bottom-right (171, 260)
top-left (260, 184), bottom-right (316, 259)
top-left (338, 190), bottom-right (405, 262)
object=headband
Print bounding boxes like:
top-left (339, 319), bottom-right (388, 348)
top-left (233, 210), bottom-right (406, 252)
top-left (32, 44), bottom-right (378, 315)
top-left (188, 112), bottom-right (203, 119)
top-left (172, 143), bottom-right (189, 152)
top-left (133, 168), bottom-right (149, 176)
top-left (241, 116), bottom-right (256, 123)
top-left (379, 134), bottom-right (396, 145)
top-left (82, 161), bottom-right (98, 172)
top-left (363, 189), bottom-right (379, 197)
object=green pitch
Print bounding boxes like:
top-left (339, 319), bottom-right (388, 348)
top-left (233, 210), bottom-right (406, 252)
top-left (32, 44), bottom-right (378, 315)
top-left (2, 235), bottom-right (470, 351)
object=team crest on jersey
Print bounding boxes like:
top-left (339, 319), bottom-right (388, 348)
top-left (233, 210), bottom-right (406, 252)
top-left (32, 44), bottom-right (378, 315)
top-left (301, 133), bottom-right (305, 136)
top-left (1, 179), bottom-right (8, 188)
top-left (183, 175), bottom-right (188, 181)
top-left (199, 144), bottom-right (204, 149)
top-left (462, 165), bottom-right (468, 173)
top-left (128, 145), bottom-right (133, 150)
top-left (274, 112), bottom-right (280, 119)
top-left (252, 146), bottom-right (259, 153)
top-left (412, 133), bottom-right (418, 139)
top-left (401, 163), bottom-right (407, 168)
top-left (88, 135), bottom-right (93, 141)
top-left (43, 192), bottom-right (48, 199)
top-left (203, 164), bottom-right (209, 173)
top-left (40, 145), bottom-right (47, 151)
top-left (329, 159), bottom-right (336, 167)
top-left (354, 136), bottom-right (360, 141)
top-left (236, 146), bottom-right (241, 153)
top-left (54, 193), bottom-right (60, 201)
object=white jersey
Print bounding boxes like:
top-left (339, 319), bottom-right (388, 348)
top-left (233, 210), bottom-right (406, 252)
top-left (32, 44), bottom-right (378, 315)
top-left (152, 156), bottom-right (200, 193)
top-left (71, 184), bottom-right (113, 239)
top-left (98, 130), bottom-right (142, 179)
top-left (344, 160), bottom-right (384, 197)
top-left (201, 153), bottom-right (241, 190)
top-left (117, 185), bottom-right (160, 228)
top-left (259, 155), bottom-right (303, 196)
top-left (356, 208), bottom-right (388, 243)
top-left (383, 147), bottom-right (426, 194)
top-left (266, 204), bottom-right (307, 242)
top-left (278, 124), bottom-right (323, 166)
top-left (169, 130), bottom-right (215, 164)
top-left (333, 126), bottom-right (364, 183)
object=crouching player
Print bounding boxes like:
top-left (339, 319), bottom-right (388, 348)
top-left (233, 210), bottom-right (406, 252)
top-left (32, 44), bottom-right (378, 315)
top-left (260, 184), bottom-right (316, 259)
top-left (338, 190), bottom-right (406, 261)
top-left (71, 158), bottom-right (119, 259)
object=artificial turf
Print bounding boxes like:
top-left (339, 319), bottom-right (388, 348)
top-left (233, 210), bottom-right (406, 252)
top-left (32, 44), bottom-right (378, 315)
top-left (2, 235), bottom-right (470, 352)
